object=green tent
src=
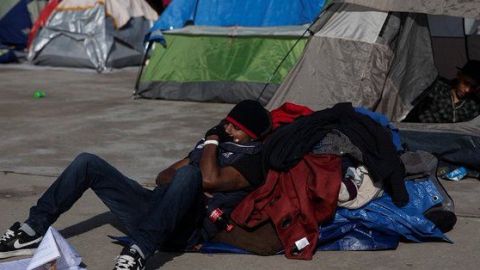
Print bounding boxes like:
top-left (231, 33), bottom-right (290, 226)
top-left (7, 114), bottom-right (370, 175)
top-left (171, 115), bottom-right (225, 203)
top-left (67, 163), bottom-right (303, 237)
top-left (136, 25), bottom-right (309, 104)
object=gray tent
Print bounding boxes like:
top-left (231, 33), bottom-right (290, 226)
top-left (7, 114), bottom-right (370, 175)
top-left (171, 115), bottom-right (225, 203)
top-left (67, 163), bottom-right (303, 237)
top-left (266, 0), bottom-right (480, 121)
top-left (28, 0), bottom-right (157, 72)
top-left (266, 0), bottom-right (480, 167)
top-left (397, 118), bottom-right (480, 169)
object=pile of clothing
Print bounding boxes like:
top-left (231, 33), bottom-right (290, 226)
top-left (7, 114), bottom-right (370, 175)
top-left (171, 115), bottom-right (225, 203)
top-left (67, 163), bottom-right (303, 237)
top-left (204, 102), bottom-right (455, 260)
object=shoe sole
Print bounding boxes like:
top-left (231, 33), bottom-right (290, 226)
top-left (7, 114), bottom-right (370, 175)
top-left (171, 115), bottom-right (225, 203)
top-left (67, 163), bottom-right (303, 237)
top-left (0, 248), bottom-right (36, 259)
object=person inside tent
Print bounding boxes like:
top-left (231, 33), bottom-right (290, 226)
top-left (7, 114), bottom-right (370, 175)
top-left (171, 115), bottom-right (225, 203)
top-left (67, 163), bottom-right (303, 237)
top-left (0, 100), bottom-right (272, 270)
top-left (404, 60), bottom-right (480, 123)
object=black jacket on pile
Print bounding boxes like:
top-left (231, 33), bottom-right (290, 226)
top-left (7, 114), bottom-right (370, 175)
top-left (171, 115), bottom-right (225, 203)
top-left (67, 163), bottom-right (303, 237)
top-left (263, 103), bottom-right (408, 207)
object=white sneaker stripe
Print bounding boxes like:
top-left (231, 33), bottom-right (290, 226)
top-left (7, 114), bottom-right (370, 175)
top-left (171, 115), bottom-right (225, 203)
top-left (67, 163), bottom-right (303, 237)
top-left (13, 237), bottom-right (42, 249)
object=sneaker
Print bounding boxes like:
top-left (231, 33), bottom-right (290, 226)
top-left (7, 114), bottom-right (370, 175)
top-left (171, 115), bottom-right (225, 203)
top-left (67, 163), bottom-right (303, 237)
top-left (113, 245), bottom-right (145, 270)
top-left (0, 222), bottom-right (43, 259)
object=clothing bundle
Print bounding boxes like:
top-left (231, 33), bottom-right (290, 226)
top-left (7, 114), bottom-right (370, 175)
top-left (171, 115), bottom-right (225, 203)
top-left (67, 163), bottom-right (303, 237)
top-left (206, 105), bottom-right (453, 258)
top-left (263, 102), bottom-right (407, 206)
top-left (232, 102), bottom-right (409, 260)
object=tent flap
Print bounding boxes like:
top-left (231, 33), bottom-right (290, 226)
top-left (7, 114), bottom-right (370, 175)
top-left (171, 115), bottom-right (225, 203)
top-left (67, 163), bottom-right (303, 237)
top-left (267, 4), bottom-right (393, 112)
top-left (29, 3), bottom-right (110, 70)
top-left (29, 0), bottom-right (155, 71)
top-left (378, 13), bottom-right (437, 121)
top-left (137, 81), bottom-right (279, 105)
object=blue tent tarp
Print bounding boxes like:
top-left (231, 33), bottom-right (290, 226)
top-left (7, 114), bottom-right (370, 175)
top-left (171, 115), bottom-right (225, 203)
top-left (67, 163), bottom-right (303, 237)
top-left (148, 0), bottom-right (326, 41)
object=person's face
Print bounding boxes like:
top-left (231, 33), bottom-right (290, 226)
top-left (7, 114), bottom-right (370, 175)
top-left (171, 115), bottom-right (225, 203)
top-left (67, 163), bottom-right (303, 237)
top-left (224, 121), bottom-right (252, 144)
top-left (454, 73), bottom-right (479, 99)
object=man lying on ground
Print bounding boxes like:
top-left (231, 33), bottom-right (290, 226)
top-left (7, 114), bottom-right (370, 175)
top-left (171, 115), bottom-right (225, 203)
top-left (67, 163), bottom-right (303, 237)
top-left (0, 100), bottom-right (272, 270)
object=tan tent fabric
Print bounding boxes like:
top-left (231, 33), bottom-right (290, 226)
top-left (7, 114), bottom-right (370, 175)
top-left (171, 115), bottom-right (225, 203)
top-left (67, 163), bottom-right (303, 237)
top-left (106, 0), bottom-right (157, 28)
top-left (397, 116), bottom-right (480, 136)
top-left (57, 0), bottom-right (105, 10)
top-left (267, 3), bottom-right (439, 121)
top-left (315, 5), bottom-right (388, 43)
top-left (377, 13), bottom-right (437, 120)
top-left (267, 37), bottom-right (393, 112)
top-left (57, 0), bottom-right (157, 28)
top-left (267, 4), bottom-right (395, 113)
top-left (333, 0), bottom-right (480, 19)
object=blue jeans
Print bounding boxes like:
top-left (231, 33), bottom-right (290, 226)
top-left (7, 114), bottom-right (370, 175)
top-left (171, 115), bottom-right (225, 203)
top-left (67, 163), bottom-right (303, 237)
top-left (26, 153), bottom-right (205, 257)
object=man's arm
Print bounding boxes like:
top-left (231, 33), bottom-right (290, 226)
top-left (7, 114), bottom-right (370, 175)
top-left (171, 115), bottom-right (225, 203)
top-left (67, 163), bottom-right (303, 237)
top-left (200, 136), bottom-right (250, 192)
top-left (155, 158), bottom-right (190, 185)
top-left (417, 106), bottom-right (437, 123)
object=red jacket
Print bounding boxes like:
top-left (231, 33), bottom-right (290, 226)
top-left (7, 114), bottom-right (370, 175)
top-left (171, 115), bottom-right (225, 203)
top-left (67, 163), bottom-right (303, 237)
top-left (231, 154), bottom-right (341, 260)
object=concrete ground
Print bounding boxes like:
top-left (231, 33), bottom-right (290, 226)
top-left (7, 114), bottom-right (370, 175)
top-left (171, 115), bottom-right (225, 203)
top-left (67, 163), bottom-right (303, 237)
top-left (0, 65), bottom-right (479, 270)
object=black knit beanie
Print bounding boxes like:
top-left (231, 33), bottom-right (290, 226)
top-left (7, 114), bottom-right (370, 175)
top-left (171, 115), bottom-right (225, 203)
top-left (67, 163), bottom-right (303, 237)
top-left (458, 60), bottom-right (480, 86)
top-left (225, 100), bottom-right (272, 139)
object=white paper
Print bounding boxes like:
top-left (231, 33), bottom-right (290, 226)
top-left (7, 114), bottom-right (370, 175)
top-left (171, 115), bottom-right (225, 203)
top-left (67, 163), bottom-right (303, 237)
top-left (27, 227), bottom-right (61, 270)
top-left (48, 228), bottom-right (82, 269)
top-left (0, 258), bottom-right (31, 270)
top-left (0, 226), bottom-right (86, 270)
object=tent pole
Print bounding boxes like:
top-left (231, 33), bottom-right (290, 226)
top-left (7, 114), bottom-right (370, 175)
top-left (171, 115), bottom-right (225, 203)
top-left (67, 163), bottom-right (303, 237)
top-left (255, 7), bottom-right (326, 104)
top-left (192, 0), bottom-right (200, 24)
top-left (255, 28), bottom-right (312, 104)
top-left (133, 40), bottom-right (153, 98)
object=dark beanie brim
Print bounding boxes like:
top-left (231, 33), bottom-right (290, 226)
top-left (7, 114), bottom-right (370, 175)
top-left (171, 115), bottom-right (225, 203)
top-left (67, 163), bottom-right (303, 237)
top-left (458, 60), bottom-right (480, 85)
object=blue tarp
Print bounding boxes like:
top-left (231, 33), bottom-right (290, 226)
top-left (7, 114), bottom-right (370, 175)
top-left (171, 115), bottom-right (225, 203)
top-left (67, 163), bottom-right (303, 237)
top-left (355, 107), bottom-right (403, 152)
top-left (0, 0), bottom-right (32, 49)
top-left (148, 0), bottom-right (326, 41)
top-left (317, 178), bottom-right (449, 251)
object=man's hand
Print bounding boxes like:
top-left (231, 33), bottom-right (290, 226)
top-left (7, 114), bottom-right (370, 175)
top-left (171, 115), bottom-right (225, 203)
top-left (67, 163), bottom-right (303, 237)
top-left (205, 121), bottom-right (231, 142)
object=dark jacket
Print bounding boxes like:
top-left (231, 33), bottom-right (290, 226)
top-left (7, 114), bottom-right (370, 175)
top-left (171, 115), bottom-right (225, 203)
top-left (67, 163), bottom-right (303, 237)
top-left (407, 77), bottom-right (480, 123)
